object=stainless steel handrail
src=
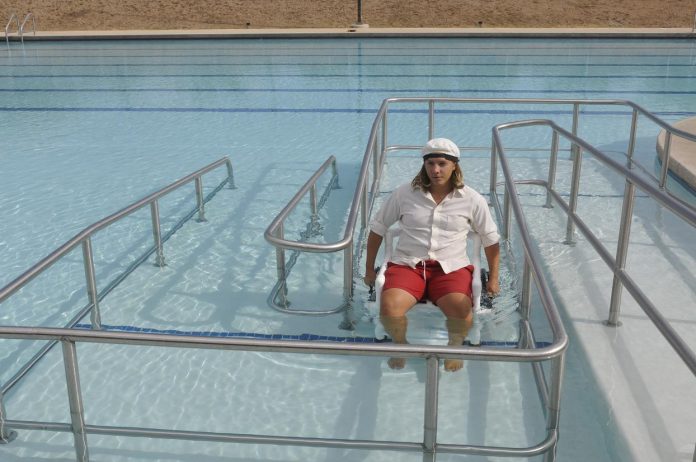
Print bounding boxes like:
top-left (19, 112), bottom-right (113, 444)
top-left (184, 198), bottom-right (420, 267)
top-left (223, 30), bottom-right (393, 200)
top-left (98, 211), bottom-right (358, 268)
top-left (492, 119), bottom-right (696, 377)
top-left (4, 13), bottom-right (18, 45)
top-left (0, 323), bottom-right (566, 460)
top-left (266, 97), bottom-right (570, 460)
top-left (19, 13), bottom-right (35, 43)
top-left (263, 101), bottom-right (388, 308)
top-left (0, 158), bottom-right (235, 402)
top-left (264, 156), bottom-right (342, 314)
top-left (0, 157), bottom-right (235, 319)
top-left (264, 97), bottom-right (696, 311)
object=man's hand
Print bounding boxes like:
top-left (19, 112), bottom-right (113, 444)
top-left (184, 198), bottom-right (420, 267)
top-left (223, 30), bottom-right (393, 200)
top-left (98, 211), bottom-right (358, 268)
top-left (486, 276), bottom-right (500, 297)
top-left (364, 267), bottom-right (377, 287)
top-left (483, 243), bottom-right (500, 297)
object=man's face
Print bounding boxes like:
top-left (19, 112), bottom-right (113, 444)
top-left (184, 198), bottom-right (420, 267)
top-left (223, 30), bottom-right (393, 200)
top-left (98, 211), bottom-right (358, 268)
top-left (424, 156), bottom-right (456, 186)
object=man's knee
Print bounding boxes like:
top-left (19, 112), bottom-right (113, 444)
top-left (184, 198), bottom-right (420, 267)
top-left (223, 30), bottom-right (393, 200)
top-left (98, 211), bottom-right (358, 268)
top-left (380, 288), bottom-right (417, 316)
top-left (435, 292), bottom-right (473, 318)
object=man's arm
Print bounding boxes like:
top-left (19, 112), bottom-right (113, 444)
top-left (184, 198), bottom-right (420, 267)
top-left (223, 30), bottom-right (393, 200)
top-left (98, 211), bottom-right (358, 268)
top-left (483, 243), bottom-right (500, 296)
top-left (363, 231), bottom-right (384, 287)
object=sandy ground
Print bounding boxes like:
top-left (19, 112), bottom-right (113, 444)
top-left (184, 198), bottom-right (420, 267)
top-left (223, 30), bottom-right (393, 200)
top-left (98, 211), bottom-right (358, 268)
top-left (0, 0), bottom-right (695, 31)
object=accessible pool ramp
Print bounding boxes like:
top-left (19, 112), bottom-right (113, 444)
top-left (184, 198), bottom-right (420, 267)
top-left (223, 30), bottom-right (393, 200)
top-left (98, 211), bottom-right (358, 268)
top-left (0, 98), bottom-right (695, 462)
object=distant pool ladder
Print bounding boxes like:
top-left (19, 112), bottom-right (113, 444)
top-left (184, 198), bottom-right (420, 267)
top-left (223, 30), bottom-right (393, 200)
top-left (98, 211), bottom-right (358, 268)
top-left (4, 12), bottom-right (35, 45)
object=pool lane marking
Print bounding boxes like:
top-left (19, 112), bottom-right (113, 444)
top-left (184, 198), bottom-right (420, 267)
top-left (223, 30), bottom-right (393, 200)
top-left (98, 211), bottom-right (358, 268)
top-left (1, 73), bottom-right (693, 79)
top-left (0, 107), bottom-right (692, 117)
top-left (2, 62), bottom-right (695, 68)
top-left (3, 88), bottom-right (696, 96)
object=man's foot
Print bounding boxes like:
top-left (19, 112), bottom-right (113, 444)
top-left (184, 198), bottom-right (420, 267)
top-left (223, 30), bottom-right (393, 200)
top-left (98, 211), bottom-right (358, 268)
top-left (443, 358), bottom-right (463, 372)
top-left (387, 357), bottom-right (406, 369)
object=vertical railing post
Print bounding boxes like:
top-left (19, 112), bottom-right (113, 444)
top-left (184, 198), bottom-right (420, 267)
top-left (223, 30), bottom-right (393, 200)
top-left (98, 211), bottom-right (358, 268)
top-left (343, 243), bottom-right (353, 302)
top-left (195, 176), bottom-right (207, 222)
top-left (626, 108), bottom-right (638, 168)
top-left (423, 355), bottom-right (439, 453)
top-left (659, 131), bottom-right (672, 189)
top-left (275, 224), bottom-right (288, 306)
top-left (489, 138), bottom-right (498, 200)
top-left (81, 237), bottom-right (101, 330)
top-left (372, 139), bottom-right (380, 187)
top-left (150, 200), bottom-right (166, 267)
top-left (0, 391), bottom-right (17, 444)
top-left (564, 145), bottom-right (583, 245)
top-left (428, 100), bottom-right (435, 140)
top-left (607, 180), bottom-right (636, 326)
top-left (570, 103), bottom-right (580, 160)
top-left (381, 110), bottom-right (388, 160)
top-left (520, 257), bottom-right (532, 321)
top-left (309, 183), bottom-right (320, 236)
top-left (361, 181), bottom-right (368, 229)
top-left (356, 0), bottom-right (363, 24)
top-left (309, 184), bottom-right (318, 217)
top-left (502, 187), bottom-right (511, 241)
top-left (62, 340), bottom-right (89, 462)
top-left (543, 354), bottom-right (565, 462)
top-left (225, 159), bottom-right (236, 189)
top-left (331, 157), bottom-right (339, 189)
top-left (545, 131), bottom-right (559, 208)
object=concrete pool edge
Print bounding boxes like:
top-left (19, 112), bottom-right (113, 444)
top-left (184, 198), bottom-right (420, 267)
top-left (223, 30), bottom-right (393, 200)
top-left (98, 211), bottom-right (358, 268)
top-left (5, 27), bottom-right (696, 40)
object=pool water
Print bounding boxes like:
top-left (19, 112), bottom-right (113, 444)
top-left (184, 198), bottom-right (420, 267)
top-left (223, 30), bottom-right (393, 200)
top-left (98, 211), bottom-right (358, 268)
top-left (1, 38), bottom-right (695, 461)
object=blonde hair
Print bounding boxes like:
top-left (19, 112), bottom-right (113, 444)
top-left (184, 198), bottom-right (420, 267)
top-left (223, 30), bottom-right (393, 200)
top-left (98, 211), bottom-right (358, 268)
top-left (411, 162), bottom-right (464, 191)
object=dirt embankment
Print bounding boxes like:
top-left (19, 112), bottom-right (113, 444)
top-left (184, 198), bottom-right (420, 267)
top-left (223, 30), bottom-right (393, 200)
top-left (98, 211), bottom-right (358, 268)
top-left (0, 0), bottom-right (694, 31)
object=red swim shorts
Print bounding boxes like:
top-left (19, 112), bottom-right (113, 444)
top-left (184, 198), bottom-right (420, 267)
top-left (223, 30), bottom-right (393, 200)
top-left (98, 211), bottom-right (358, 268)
top-left (382, 260), bottom-right (474, 305)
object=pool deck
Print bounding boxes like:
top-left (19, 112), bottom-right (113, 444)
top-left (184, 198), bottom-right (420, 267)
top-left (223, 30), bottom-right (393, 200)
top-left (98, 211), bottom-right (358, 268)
top-left (7, 26), bottom-right (696, 40)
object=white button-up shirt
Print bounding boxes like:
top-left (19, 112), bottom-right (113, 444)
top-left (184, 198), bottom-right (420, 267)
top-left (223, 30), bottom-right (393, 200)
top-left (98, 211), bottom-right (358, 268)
top-left (369, 184), bottom-right (500, 274)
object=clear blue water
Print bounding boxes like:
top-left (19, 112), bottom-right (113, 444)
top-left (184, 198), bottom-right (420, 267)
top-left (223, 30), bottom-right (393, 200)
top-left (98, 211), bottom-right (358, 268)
top-left (0, 38), bottom-right (695, 461)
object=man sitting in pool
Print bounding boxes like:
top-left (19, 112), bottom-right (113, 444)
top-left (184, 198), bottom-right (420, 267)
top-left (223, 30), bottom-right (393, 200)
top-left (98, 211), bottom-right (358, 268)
top-left (363, 138), bottom-right (500, 371)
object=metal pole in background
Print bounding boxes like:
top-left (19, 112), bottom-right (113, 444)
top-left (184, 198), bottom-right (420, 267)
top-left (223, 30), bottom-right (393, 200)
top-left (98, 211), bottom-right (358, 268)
top-left (545, 131), bottom-right (559, 208)
top-left (564, 145), bottom-right (583, 245)
top-left (81, 238), bottom-right (102, 330)
top-left (352, 0), bottom-right (369, 28)
top-left (195, 176), bottom-right (207, 222)
top-left (606, 180), bottom-right (636, 326)
top-left (428, 100), bottom-right (435, 140)
top-left (62, 340), bottom-right (89, 462)
top-left (659, 131), bottom-right (672, 189)
top-left (626, 109), bottom-right (638, 168)
top-left (275, 224), bottom-right (288, 306)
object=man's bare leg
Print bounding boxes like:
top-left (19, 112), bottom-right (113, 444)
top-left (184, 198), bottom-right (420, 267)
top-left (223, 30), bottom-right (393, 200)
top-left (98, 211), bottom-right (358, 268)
top-left (380, 288), bottom-right (416, 369)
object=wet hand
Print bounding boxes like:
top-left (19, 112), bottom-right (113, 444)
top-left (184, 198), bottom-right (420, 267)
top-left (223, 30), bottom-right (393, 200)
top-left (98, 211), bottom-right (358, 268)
top-left (364, 268), bottom-right (377, 287)
top-left (486, 278), bottom-right (500, 297)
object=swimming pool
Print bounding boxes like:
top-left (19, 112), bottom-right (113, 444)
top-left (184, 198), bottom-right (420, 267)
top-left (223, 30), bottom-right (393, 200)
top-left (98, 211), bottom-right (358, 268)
top-left (0, 37), bottom-right (695, 461)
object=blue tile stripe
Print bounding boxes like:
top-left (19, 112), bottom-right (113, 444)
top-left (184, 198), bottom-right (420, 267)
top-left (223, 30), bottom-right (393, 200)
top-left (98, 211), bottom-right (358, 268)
top-left (1, 73), bottom-right (693, 79)
top-left (1, 51), bottom-right (694, 59)
top-left (1, 87), bottom-right (695, 96)
top-left (2, 62), bottom-right (695, 68)
top-left (0, 106), bottom-right (693, 117)
top-left (73, 323), bottom-right (551, 348)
